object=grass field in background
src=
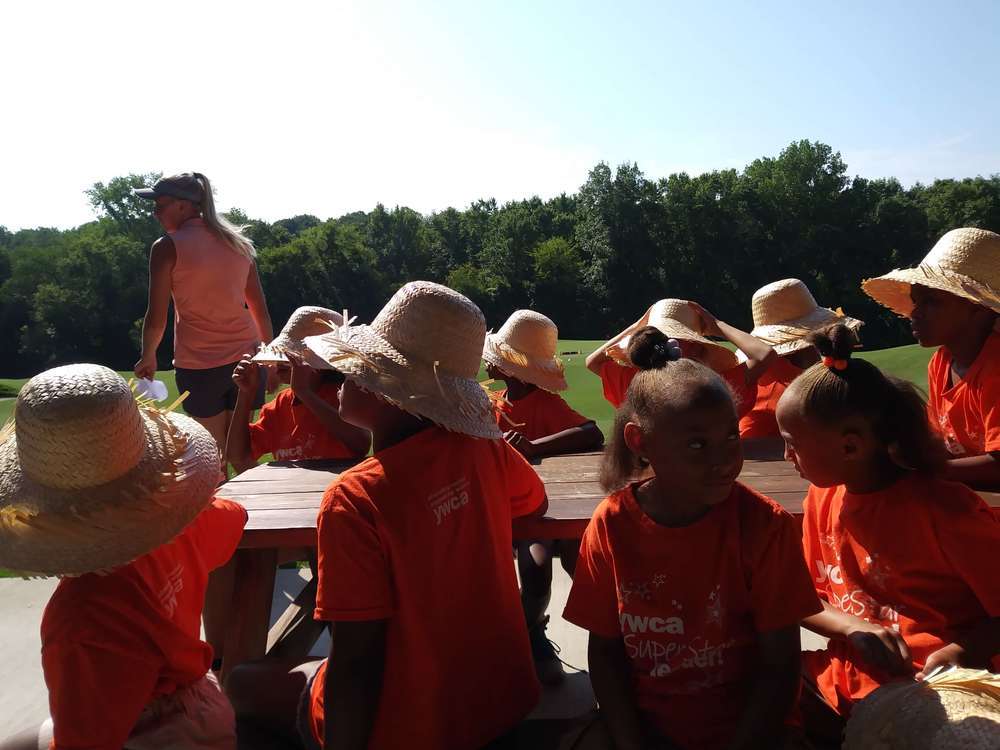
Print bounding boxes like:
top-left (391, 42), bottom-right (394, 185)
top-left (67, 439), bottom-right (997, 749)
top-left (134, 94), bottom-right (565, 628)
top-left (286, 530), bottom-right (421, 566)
top-left (0, 340), bottom-right (933, 436)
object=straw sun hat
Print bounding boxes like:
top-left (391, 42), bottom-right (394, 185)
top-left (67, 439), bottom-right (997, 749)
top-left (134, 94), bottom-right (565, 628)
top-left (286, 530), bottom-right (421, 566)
top-left (862, 227), bottom-right (1000, 318)
top-left (253, 306), bottom-right (345, 365)
top-left (750, 278), bottom-right (863, 355)
top-left (303, 281), bottom-right (501, 439)
top-left (610, 298), bottom-right (738, 373)
top-left (844, 668), bottom-right (1000, 749)
top-left (482, 310), bottom-right (567, 392)
top-left (0, 364), bottom-right (220, 576)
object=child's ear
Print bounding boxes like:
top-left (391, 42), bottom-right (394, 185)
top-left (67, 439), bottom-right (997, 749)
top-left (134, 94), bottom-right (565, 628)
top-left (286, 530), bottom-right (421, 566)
top-left (623, 421), bottom-right (645, 457)
top-left (840, 430), bottom-right (864, 461)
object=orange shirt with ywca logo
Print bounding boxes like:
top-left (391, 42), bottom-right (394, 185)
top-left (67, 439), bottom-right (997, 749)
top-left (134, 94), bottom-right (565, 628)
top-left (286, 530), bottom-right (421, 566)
top-left (564, 482), bottom-right (820, 750)
top-left (800, 475), bottom-right (1000, 714)
top-left (310, 426), bottom-right (546, 750)
top-left (927, 331), bottom-right (1000, 458)
top-left (248, 383), bottom-right (363, 462)
top-left (40, 499), bottom-right (247, 750)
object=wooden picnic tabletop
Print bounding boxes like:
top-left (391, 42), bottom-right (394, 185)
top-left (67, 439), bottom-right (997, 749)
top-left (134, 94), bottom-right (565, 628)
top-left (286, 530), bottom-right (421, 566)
top-left (217, 444), bottom-right (1000, 547)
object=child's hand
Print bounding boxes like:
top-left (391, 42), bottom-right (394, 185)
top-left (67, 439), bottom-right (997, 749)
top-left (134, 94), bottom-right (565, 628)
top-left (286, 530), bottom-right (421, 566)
top-left (134, 352), bottom-right (157, 380)
top-left (846, 622), bottom-right (912, 676)
top-left (688, 301), bottom-right (723, 338)
top-left (288, 354), bottom-right (321, 397)
top-left (504, 430), bottom-right (538, 458)
top-left (916, 642), bottom-right (965, 681)
top-left (232, 356), bottom-right (260, 394)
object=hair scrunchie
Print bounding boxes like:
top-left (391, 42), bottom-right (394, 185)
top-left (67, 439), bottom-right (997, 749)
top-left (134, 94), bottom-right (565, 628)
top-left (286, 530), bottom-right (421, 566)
top-left (822, 355), bottom-right (849, 371)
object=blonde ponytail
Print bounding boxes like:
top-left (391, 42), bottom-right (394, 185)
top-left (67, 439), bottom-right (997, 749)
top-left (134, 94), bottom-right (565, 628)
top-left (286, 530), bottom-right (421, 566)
top-left (193, 173), bottom-right (256, 260)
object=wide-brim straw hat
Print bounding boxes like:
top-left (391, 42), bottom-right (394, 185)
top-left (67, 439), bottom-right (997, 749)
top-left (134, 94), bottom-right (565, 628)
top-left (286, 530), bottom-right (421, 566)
top-left (304, 281), bottom-right (501, 439)
top-left (750, 278), bottom-right (863, 355)
top-left (862, 228), bottom-right (1000, 318)
top-left (844, 667), bottom-right (1000, 749)
top-left (609, 298), bottom-right (738, 373)
top-left (483, 310), bottom-right (567, 392)
top-left (0, 364), bottom-right (220, 576)
top-left (252, 306), bottom-right (345, 365)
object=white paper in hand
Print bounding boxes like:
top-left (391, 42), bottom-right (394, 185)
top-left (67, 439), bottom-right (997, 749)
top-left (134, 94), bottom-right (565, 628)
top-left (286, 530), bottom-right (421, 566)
top-left (135, 378), bottom-right (169, 401)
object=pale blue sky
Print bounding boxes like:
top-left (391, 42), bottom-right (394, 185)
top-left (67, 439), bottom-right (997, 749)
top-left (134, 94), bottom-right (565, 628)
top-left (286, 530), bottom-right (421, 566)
top-left (3, 0), bottom-right (998, 229)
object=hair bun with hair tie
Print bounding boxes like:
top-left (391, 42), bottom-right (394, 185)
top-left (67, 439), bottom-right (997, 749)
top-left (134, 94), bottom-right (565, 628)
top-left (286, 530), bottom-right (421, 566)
top-left (822, 355), bottom-right (849, 371)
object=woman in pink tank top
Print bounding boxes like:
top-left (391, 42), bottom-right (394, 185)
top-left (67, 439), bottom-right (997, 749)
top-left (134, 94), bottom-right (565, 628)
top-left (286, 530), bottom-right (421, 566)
top-left (133, 173), bottom-right (274, 456)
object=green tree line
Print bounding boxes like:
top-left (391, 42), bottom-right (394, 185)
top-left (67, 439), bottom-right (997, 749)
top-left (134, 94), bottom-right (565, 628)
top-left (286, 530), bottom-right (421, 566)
top-left (2, 141), bottom-right (999, 377)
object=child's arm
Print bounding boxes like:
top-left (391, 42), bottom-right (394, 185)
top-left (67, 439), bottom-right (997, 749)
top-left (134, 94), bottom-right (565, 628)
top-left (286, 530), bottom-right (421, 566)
top-left (689, 302), bottom-right (776, 385)
top-left (505, 421), bottom-right (604, 458)
top-left (725, 625), bottom-right (802, 750)
top-left (324, 619), bottom-right (388, 750)
top-left (588, 633), bottom-right (678, 750)
top-left (289, 359), bottom-right (371, 456)
top-left (943, 452), bottom-right (1000, 489)
top-left (227, 356), bottom-right (261, 474)
top-left (803, 600), bottom-right (912, 675)
top-left (918, 616), bottom-right (1000, 679)
top-left (585, 307), bottom-right (653, 374)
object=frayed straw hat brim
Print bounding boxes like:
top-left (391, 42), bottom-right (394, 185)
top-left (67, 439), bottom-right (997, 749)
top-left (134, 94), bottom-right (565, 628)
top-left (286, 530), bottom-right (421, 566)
top-left (862, 265), bottom-right (1000, 319)
top-left (482, 335), bottom-right (568, 392)
top-left (752, 309), bottom-right (863, 355)
top-left (0, 411), bottom-right (219, 577)
top-left (304, 326), bottom-right (502, 439)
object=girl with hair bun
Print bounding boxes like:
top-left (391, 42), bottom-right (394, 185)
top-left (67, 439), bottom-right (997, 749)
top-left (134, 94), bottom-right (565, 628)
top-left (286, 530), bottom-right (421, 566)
top-left (564, 326), bottom-right (820, 750)
top-left (775, 323), bottom-right (1000, 733)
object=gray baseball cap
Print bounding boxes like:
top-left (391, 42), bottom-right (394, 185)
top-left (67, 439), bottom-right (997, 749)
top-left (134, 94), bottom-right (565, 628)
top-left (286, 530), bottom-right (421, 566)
top-left (134, 173), bottom-right (205, 203)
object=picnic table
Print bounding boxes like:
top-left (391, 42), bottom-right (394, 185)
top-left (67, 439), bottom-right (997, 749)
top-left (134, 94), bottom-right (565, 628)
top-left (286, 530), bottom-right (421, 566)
top-left (216, 441), bottom-right (1000, 677)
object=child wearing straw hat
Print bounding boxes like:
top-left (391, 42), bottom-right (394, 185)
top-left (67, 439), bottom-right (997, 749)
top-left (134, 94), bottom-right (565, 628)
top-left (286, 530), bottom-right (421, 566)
top-left (740, 278), bottom-right (863, 438)
top-left (483, 309), bottom-right (604, 686)
top-left (774, 325), bottom-right (1000, 742)
top-left (0, 365), bottom-right (246, 750)
top-left (224, 282), bottom-right (548, 750)
top-left (585, 298), bottom-right (775, 413)
top-left (226, 306), bottom-right (370, 473)
top-left (863, 227), bottom-right (1000, 490)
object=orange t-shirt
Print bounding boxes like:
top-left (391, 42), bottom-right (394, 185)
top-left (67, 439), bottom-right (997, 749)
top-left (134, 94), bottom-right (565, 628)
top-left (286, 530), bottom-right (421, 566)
top-left (564, 481), bottom-right (820, 750)
top-left (40, 499), bottom-right (247, 750)
top-left (739, 357), bottom-right (802, 438)
top-left (494, 387), bottom-right (591, 439)
top-left (927, 331), bottom-right (1000, 457)
top-left (800, 475), bottom-right (1000, 714)
top-left (309, 426), bottom-right (546, 749)
top-left (248, 383), bottom-right (362, 462)
top-left (599, 360), bottom-right (755, 417)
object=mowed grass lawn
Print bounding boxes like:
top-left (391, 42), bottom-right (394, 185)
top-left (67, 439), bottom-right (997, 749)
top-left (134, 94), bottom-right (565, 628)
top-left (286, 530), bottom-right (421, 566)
top-left (1, 340), bottom-right (933, 437)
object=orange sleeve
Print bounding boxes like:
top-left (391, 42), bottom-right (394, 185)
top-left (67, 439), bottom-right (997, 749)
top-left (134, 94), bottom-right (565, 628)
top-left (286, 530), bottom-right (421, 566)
top-left (562, 513), bottom-right (621, 638)
top-left (799, 488), bottom-right (826, 602)
top-left (925, 351), bottom-right (946, 434)
top-left (936, 489), bottom-right (1000, 616)
top-left (745, 502), bottom-right (822, 631)
top-left (187, 498), bottom-right (248, 570)
top-left (44, 637), bottom-right (159, 750)
top-left (977, 371), bottom-right (1000, 452)
top-left (247, 399), bottom-right (278, 461)
top-left (502, 441), bottom-right (546, 519)
top-left (598, 360), bottom-right (635, 408)
top-left (314, 486), bottom-right (394, 622)
top-left (721, 364), bottom-right (755, 418)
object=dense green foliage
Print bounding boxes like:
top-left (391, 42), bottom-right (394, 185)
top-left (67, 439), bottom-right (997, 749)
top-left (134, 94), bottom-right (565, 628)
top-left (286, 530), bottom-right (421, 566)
top-left (2, 142), bottom-right (998, 376)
